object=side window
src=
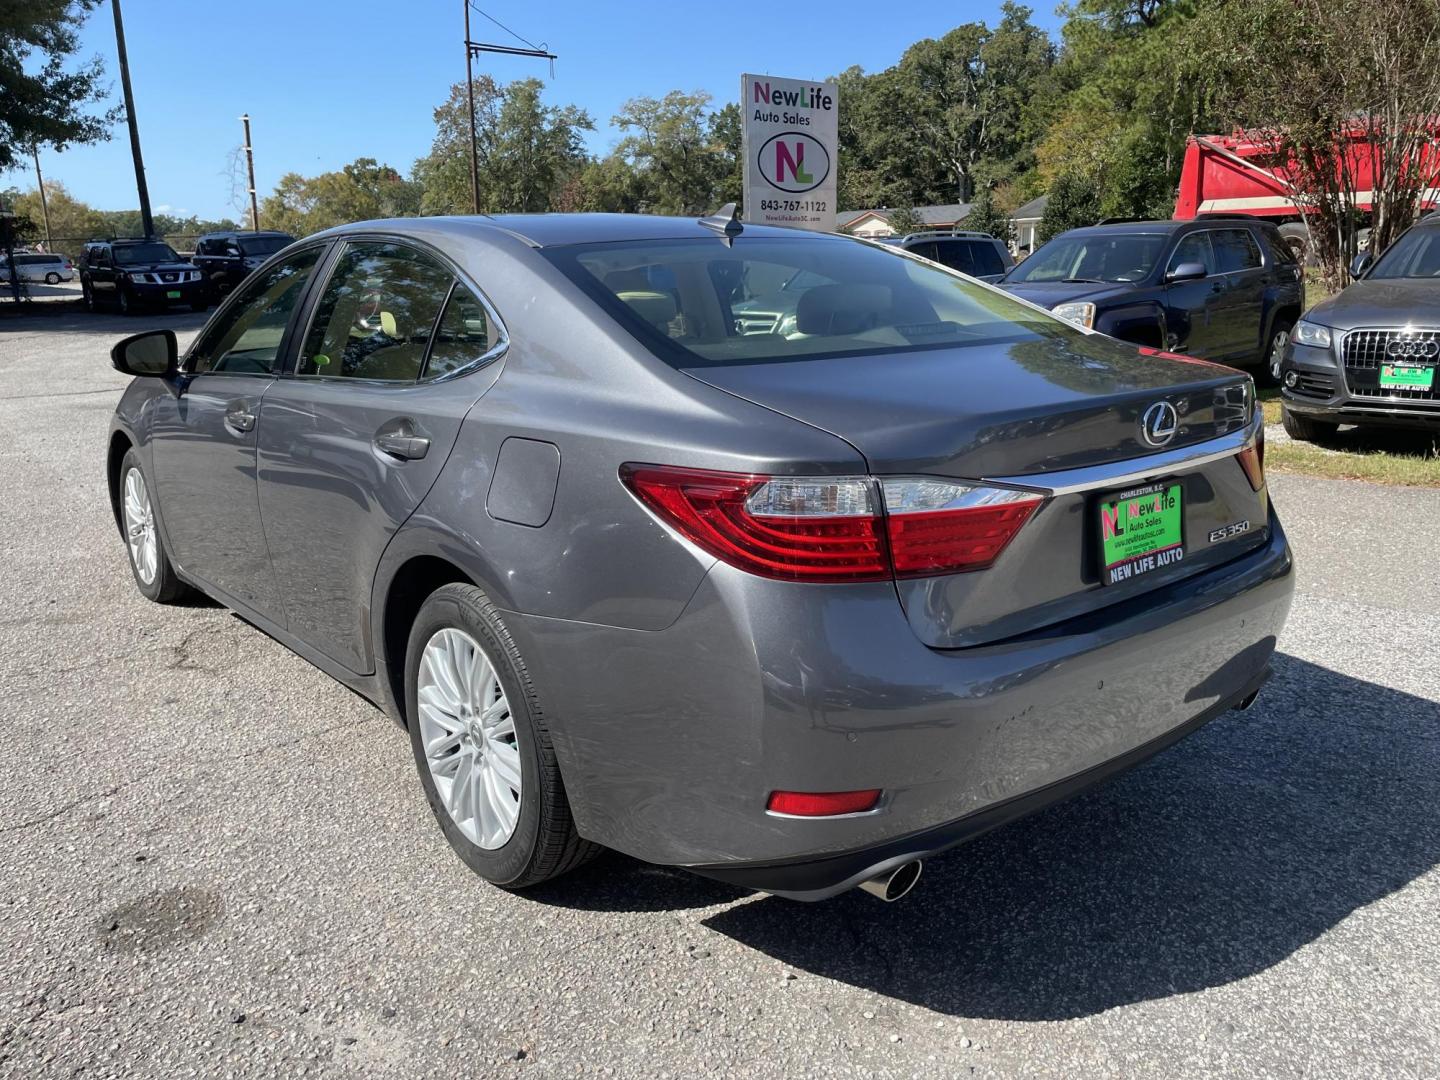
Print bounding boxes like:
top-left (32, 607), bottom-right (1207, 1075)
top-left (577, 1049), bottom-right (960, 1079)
top-left (296, 242), bottom-right (453, 382)
top-left (1168, 232), bottom-right (1216, 274)
top-left (1212, 229), bottom-right (1263, 273)
top-left (931, 241), bottom-right (972, 274)
top-left (188, 248), bottom-right (321, 375)
top-left (907, 241), bottom-right (939, 262)
top-left (968, 241), bottom-right (1006, 277)
top-left (425, 284), bottom-right (501, 378)
top-left (1268, 232), bottom-right (1298, 265)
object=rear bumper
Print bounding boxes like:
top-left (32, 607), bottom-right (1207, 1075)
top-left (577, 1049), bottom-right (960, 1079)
top-left (696, 665), bottom-right (1269, 900)
top-left (509, 508), bottom-right (1295, 895)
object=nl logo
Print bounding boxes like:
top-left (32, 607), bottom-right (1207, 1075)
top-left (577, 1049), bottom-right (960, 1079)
top-left (757, 132), bottom-right (831, 193)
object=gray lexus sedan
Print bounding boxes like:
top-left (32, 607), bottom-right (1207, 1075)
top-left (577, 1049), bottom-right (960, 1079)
top-left (106, 212), bottom-right (1293, 902)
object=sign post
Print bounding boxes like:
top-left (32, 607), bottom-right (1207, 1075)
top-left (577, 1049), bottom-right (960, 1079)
top-left (741, 74), bottom-right (838, 232)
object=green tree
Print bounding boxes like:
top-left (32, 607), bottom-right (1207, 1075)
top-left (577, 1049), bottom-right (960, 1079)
top-left (9, 179), bottom-right (103, 244)
top-left (961, 190), bottom-right (1014, 243)
top-left (0, 0), bottom-right (117, 172)
top-left (260, 158), bottom-right (420, 237)
top-left (613, 90), bottom-right (733, 215)
top-left (413, 78), bottom-right (594, 215)
top-left (886, 207), bottom-right (925, 235)
top-left (1038, 171), bottom-right (1102, 240)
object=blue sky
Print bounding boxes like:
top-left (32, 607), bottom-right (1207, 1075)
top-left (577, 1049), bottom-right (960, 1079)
top-left (10, 0), bottom-right (1063, 220)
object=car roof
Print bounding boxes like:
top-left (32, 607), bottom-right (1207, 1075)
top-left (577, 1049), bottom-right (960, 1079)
top-left (313, 213), bottom-right (850, 250)
top-left (1059, 218), bottom-right (1268, 239)
top-left (199, 229), bottom-right (293, 239)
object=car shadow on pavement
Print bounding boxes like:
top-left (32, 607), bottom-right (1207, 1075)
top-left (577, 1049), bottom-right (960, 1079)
top-left (692, 653), bottom-right (1440, 1020)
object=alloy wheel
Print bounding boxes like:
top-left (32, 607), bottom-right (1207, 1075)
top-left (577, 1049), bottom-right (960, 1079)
top-left (122, 467), bottom-right (158, 585)
top-left (1269, 327), bottom-right (1290, 382)
top-left (416, 628), bottom-right (522, 849)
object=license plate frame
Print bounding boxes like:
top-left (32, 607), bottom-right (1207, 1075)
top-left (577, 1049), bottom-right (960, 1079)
top-left (1098, 481), bottom-right (1184, 586)
top-left (1379, 363), bottom-right (1436, 390)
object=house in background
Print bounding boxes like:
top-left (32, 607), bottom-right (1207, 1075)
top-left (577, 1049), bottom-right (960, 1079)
top-left (1009, 194), bottom-right (1049, 255)
top-left (836, 203), bottom-right (972, 238)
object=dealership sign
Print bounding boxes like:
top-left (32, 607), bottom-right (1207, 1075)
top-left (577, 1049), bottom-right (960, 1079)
top-left (741, 73), bottom-right (838, 232)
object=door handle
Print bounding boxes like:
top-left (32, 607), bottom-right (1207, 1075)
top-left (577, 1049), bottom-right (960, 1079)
top-left (375, 431), bottom-right (430, 460)
top-left (225, 406), bottom-right (256, 432)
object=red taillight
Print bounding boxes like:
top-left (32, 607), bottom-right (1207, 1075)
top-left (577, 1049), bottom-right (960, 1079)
top-left (620, 464), bottom-right (1042, 582)
top-left (619, 465), bottom-right (888, 582)
top-left (767, 789), bottom-right (881, 816)
top-left (1237, 430), bottom-right (1264, 491)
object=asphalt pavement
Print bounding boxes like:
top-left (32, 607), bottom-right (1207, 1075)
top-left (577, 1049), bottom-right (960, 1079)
top-left (1, 309), bottom-right (1438, 1079)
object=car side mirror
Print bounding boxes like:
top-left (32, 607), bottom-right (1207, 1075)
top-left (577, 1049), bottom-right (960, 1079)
top-left (1165, 261), bottom-right (1208, 283)
top-left (111, 329), bottom-right (177, 378)
top-left (1349, 252), bottom-right (1373, 279)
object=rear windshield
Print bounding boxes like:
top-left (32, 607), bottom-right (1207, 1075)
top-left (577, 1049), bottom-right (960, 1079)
top-left (113, 242), bottom-right (180, 265)
top-left (1367, 226), bottom-right (1440, 279)
top-left (542, 236), bottom-right (1074, 368)
top-left (239, 235), bottom-right (291, 257)
top-left (1006, 233), bottom-right (1167, 284)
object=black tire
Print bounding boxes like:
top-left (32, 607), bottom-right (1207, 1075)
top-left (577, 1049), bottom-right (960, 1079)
top-left (82, 279), bottom-right (96, 312)
top-left (44, 272), bottom-right (60, 285)
top-left (405, 583), bottom-right (600, 890)
top-left (118, 449), bottom-right (192, 603)
top-left (1281, 404), bottom-right (1339, 443)
top-left (117, 287), bottom-right (134, 316)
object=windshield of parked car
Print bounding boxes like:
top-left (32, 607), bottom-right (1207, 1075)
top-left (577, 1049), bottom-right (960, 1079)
top-left (1005, 233), bottom-right (1167, 284)
top-left (542, 236), bottom-right (1076, 368)
top-left (1366, 227), bottom-right (1440, 279)
top-left (238, 235), bottom-right (291, 257)
top-left (113, 242), bottom-right (180, 266)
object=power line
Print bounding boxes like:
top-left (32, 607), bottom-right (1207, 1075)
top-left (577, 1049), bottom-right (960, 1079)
top-left (467, 1), bottom-right (546, 54)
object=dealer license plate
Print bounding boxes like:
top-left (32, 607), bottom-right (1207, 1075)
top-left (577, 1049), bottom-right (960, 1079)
top-left (1100, 482), bottom-right (1183, 586)
top-left (1379, 363), bottom-right (1435, 389)
top-left (166, 290), bottom-right (182, 299)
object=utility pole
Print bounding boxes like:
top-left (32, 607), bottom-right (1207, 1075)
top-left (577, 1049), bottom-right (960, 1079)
top-left (32, 147), bottom-right (52, 250)
top-left (462, 2), bottom-right (556, 215)
top-left (111, 0), bottom-right (155, 240)
top-left (241, 114), bottom-right (260, 231)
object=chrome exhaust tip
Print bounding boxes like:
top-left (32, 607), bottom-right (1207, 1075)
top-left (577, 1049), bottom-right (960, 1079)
top-left (857, 859), bottom-right (923, 902)
top-left (1233, 688), bottom-right (1261, 712)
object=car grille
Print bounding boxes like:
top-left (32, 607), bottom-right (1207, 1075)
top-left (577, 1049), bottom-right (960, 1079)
top-left (159, 272), bottom-right (178, 283)
top-left (1342, 328), bottom-right (1440, 403)
top-left (1288, 371), bottom-right (1334, 399)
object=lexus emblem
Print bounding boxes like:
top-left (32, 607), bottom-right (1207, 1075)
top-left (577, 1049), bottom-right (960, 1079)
top-left (1140, 401), bottom-right (1179, 448)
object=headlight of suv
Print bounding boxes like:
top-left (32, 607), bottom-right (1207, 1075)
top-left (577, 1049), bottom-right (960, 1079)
top-left (1292, 320), bottom-right (1333, 348)
top-left (1050, 301), bottom-right (1096, 329)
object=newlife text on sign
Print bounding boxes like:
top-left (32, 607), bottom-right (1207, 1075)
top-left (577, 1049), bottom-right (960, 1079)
top-left (741, 74), bottom-right (839, 232)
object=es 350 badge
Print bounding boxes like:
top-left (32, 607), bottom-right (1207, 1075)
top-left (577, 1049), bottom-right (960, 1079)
top-left (1208, 520), bottom-right (1251, 543)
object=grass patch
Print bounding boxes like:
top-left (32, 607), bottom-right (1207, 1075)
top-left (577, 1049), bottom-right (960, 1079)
top-left (1258, 388), bottom-right (1283, 426)
top-left (1268, 424), bottom-right (1440, 486)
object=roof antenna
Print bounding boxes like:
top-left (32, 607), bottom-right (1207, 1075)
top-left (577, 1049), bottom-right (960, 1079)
top-left (699, 202), bottom-right (743, 246)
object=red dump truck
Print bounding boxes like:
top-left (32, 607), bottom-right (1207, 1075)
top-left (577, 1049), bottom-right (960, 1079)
top-left (1174, 130), bottom-right (1440, 259)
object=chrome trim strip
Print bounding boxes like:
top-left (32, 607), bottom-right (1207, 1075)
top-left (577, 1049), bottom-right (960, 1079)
top-left (985, 417), bottom-right (1258, 497)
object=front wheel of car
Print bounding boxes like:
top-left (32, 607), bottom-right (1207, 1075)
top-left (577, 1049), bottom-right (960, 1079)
top-left (1265, 321), bottom-right (1293, 385)
top-left (119, 450), bottom-right (192, 603)
top-left (82, 280), bottom-right (96, 311)
top-left (117, 288), bottom-right (134, 316)
top-left (1281, 404), bottom-right (1339, 443)
top-left (405, 583), bottom-right (601, 890)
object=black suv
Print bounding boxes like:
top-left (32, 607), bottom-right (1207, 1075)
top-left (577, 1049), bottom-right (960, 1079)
top-left (80, 239), bottom-right (205, 315)
top-left (878, 230), bottom-right (1014, 282)
top-left (1279, 215), bottom-right (1440, 440)
top-left (192, 230), bottom-right (296, 301)
top-left (1000, 218), bottom-right (1304, 375)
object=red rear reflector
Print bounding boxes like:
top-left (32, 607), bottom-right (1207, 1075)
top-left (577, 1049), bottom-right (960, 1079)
top-left (619, 464), bottom-right (889, 582)
top-left (767, 789), bottom-right (882, 816)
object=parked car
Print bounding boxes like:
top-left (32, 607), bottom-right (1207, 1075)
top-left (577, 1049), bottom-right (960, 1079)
top-left (192, 229), bottom-right (296, 301)
top-left (877, 230), bottom-right (1014, 282)
top-left (0, 251), bottom-right (75, 284)
top-left (1278, 215), bottom-right (1440, 441)
top-left (80, 239), bottom-right (206, 315)
top-left (1000, 218), bottom-right (1304, 378)
top-left (105, 213), bottom-right (1293, 902)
